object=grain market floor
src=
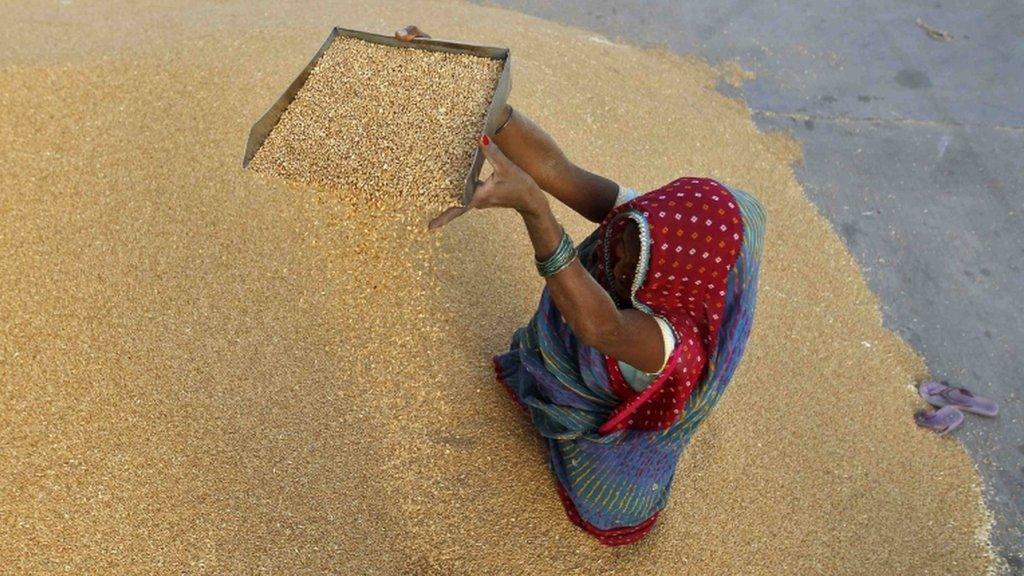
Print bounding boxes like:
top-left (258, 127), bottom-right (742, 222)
top-left (0, 1), bottom-right (1000, 574)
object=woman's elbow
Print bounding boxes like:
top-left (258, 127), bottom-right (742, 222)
top-left (573, 319), bottom-right (617, 350)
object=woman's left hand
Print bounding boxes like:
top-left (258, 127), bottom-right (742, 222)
top-left (429, 135), bottom-right (547, 229)
top-left (394, 25), bottom-right (431, 41)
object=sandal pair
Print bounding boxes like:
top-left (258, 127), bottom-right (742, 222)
top-left (913, 381), bottom-right (998, 436)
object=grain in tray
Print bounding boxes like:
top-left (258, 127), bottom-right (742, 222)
top-left (250, 37), bottom-right (503, 212)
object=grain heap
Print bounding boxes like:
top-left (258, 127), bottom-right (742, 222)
top-left (250, 36), bottom-right (503, 213)
top-left (0, 0), bottom-right (1001, 574)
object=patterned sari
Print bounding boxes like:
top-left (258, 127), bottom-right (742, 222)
top-left (494, 178), bottom-right (766, 545)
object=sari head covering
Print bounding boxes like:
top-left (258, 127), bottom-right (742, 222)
top-left (593, 178), bottom-right (745, 434)
top-left (494, 178), bottom-right (766, 545)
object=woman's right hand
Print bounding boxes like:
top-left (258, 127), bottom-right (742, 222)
top-left (394, 25), bottom-right (431, 41)
top-left (428, 135), bottom-right (546, 229)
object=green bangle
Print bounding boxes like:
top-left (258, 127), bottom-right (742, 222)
top-left (535, 228), bottom-right (577, 277)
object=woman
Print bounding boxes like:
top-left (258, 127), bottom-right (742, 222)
top-left (398, 26), bottom-right (766, 545)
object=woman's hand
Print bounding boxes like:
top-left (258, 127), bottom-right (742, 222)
top-left (429, 135), bottom-right (547, 229)
top-left (394, 25), bottom-right (431, 41)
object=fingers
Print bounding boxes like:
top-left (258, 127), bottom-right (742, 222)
top-left (394, 25), bottom-right (431, 41)
top-left (427, 178), bottom-right (491, 230)
top-left (427, 206), bottom-right (470, 230)
top-left (428, 176), bottom-right (496, 229)
top-left (477, 134), bottom-right (510, 172)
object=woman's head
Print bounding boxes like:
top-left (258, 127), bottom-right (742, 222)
top-left (612, 220), bottom-right (641, 303)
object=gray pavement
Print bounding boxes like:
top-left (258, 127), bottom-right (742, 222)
top-left (472, 0), bottom-right (1023, 569)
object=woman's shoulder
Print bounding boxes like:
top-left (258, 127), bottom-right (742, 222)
top-left (659, 311), bottom-right (708, 364)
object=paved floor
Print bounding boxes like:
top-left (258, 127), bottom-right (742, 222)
top-left (473, 0), bottom-right (1023, 569)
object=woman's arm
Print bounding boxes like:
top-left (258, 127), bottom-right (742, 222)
top-left (492, 105), bottom-right (619, 223)
top-left (475, 136), bottom-right (666, 372)
top-left (394, 26), bottom-right (663, 370)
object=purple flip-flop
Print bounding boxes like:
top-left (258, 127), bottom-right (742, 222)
top-left (914, 406), bottom-right (965, 436)
top-left (919, 380), bottom-right (999, 417)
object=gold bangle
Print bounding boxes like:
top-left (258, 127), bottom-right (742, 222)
top-left (495, 105), bottom-right (515, 135)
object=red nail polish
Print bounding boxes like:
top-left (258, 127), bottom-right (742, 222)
top-left (480, 134), bottom-right (490, 146)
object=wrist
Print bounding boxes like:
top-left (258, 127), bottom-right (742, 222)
top-left (493, 104), bottom-right (516, 144)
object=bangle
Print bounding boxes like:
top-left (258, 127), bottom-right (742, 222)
top-left (495, 105), bottom-right (515, 135)
top-left (535, 227), bottom-right (577, 277)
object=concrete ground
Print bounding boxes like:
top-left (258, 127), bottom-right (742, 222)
top-left (473, 0), bottom-right (1023, 569)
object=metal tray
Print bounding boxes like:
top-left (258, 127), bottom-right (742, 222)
top-left (242, 27), bottom-right (512, 206)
